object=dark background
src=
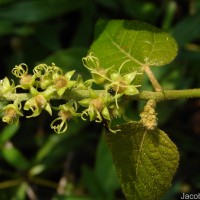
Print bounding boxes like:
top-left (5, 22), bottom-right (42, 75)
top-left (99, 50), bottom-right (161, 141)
top-left (0, 0), bottom-right (200, 199)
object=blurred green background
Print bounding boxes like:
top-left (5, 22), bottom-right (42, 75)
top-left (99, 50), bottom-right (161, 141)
top-left (0, 0), bottom-right (200, 199)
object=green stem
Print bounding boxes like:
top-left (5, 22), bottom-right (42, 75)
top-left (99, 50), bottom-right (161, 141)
top-left (0, 179), bottom-right (23, 189)
top-left (138, 89), bottom-right (200, 101)
top-left (1, 88), bottom-right (200, 103)
top-left (143, 65), bottom-right (162, 92)
top-left (29, 176), bottom-right (58, 189)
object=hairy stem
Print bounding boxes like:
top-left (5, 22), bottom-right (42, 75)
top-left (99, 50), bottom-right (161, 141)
top-left (1, 88), bottom-right (200, 103)
top-left (138, 89), bottom-right (200, 101)
top-left (143, 65), bottom-right (162, 92)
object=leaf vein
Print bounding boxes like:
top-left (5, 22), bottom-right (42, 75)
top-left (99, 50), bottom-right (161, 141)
top-left (105, 31), bottom-right (144, 66)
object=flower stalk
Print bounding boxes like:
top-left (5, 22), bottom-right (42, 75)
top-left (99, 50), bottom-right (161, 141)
top-left (1, 54), bottom-right (200, 134)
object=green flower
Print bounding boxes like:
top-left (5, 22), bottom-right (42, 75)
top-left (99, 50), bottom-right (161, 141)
top-left (52, 70), bottom-right (76, 96)
top-left (79, 90), bottom-right (111, 123)
top-left (82, 52), bottom-right (111, 85)
top-left (0, 77), bottom-right (15, 95)
top-left (105, 60), bottom-right (141, 108)
top-left (33, 63), bottom-right (61, 90)
top-left (34, 63), bottom-right (77, 94)
top-left (2, 103), bottom-right (23, 124)
top-left (12, 63), bottom-right (36, 89)
top-left (24, 87), bottom-right (54, 118)
top-left (50, 103), bottom-right (79, 134)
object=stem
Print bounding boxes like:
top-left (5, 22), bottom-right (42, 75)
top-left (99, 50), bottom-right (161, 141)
top-left (1, 88), bottom-right (200, 103)
top-left (0, 179), bottom-right (23, 189)
top-left (29, 176), bottom-right (58, 189)
top-left (143, 65), bottom-right (162, 92)
top-left (138, 89), bottom-right (200, 101)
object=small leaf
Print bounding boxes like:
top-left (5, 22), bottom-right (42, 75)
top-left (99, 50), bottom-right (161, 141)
top-left (90, 20), bottom-right (177, 76)
top-left (0, 124), bottom-right (19, 145)
top-left (104, 121), bottom-right (179, 200)
top-left (2, 142), bottom-right (29, 170)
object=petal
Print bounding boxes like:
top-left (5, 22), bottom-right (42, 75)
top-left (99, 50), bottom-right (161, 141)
top-left (65, 70), bottom-right (75, 79)
top-left (79, 98), bottom-right (92, 107)
top-left (123, 72), bottom-right (137, 84)
top-left (102, 107), bottom-right (111, 120)
top-left (88, 108), bottom-right (96, 121)
top-left (45, 103), bottom-right (52, 115)
top-left (124, 86), bottom-right (139, 96)
top-left (57, 88), bottom-right (66, 96)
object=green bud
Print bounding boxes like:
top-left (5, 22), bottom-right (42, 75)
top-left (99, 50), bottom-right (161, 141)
top-left (0, 77), bottom-right (15, 95)
top-left (110, 72), bottom-right (120, 81)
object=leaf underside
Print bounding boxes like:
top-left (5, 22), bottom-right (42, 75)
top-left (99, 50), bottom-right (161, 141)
top-left (90, 20), bottom-right (178, 85)
top-left (104, 121), bottom-right (179, 200)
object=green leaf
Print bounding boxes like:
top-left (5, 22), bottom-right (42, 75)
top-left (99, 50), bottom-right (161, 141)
top-left (82, 166), bottom-right (104, 200)
top-left (0, 125), bottom-right (19, 145)
top-left (12, 183), bottom-right (28, 200)
top-left (0, 20), bottom-right (13, 36)
top-left (0, 0), bottom-right (16, 5)
top-left (1, 142), bottom-right (29, 170)
top-left (171, 13), bottom-right (200, 47)
top-left (90, 20), bottom-right (177, 77)
top-left (104, 121), bottom-right (179, 200)
top-left (0, 0), bottom-right (88, 23)
top-left (82, 136), bottom-right (119, 200)
top-left (94, 136), bottom-right (120, 197)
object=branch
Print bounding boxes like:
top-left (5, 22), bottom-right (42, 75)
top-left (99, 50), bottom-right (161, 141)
top-left (138, 89), bottom-right (200, 101)
top-left (1, 88), bottom-right (200, 103)
top-left (143, 65), bottom-right (162, 92)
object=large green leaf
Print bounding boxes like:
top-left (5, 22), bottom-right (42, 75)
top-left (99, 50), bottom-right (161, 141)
top-left (90, 20), bottom-right (177, 75)
top-left (104, 121), bottom-right (179, 200)
top-left (0, 0), bottom-right (87, 23)
top-left (94, 136), bottom-right (120, 197)
top-left (82, 136), bottom-right (119, 200)
top-left (171, 13), bottom-right (200, 47)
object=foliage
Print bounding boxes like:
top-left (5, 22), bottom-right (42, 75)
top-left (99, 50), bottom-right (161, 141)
top-left (0, 1), bottom-right (200, 200)
top-left (104, 122), bottom-right (179, 200)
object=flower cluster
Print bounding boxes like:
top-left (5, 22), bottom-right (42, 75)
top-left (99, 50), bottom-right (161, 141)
top-left (0, 63), bottom-right (78, 132)
top-left (0, 53), bottom-right (143, 134)
top-left (82, 53), bottom-right (141, 108)
top-left (140, 99), bottom-right (158, 130)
